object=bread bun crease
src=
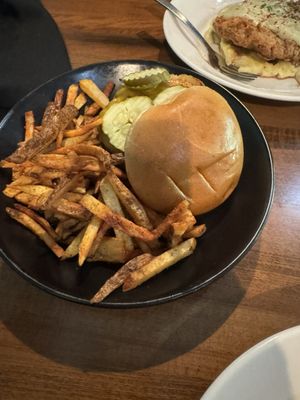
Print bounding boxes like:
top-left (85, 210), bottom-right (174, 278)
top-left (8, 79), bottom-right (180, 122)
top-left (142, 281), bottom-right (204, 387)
top-left (125, 86), bottom-right (244, 215)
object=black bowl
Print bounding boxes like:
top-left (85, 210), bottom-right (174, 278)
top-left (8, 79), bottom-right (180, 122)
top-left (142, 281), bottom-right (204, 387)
top-left (0, 60), bottom-right (274, 307)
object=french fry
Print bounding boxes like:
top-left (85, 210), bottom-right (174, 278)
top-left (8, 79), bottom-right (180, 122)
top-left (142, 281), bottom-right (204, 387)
top-left (78, 214), bottom-right (102, 266)
top-left (107, 172), bottom-right (153, 229)
top-left (14, 203), bottom-right (59, 240)
top-left (6, 207), bottom-right (64, 257)
top-left (62, 227), bottom-right (86, 259)
top-left (12, 184), bottom-right (53, 198)
top-left (66, 84), bottom-right (79, 106)
top-left (14, 192), bottom-right (42, 209)
top-left (63, 131), bottom-right (93, 147)
top-left (85, 102), bottom-right (100, 116)
top-left (43, 175), bottom-right (81, 209)
top-left (100, 177), bottom-right (134, 253)
top-left (80, 194), bottom-right (155, 241)
top-left (102, 80), bottom-right (115, 98)
top-left (64, 116), bottom-right (102, 138)
top-left (53, 198), bottom-right (90, 220)
top-left (8, 175), bottom-right (37, 186)
top-left (87, 237), bottom-right (127, 263)
top-left (24, 111), bottom-right (35, 141)
top-left (90, 253), bottom-right (153, 303)
top-left (74, 92), bottom-right (87, 110)
top-left (89, 221), bottom-right (110, 256)
top-left (3, 186), bottom-right (21, 198)
top-left (183, 224), bottom-right (207, 239)
top-left (123, 238), bottom-right (197, 291)
top-left (79, 79), bottom-right (109, 108)
top-left (34, 154), bottom-right (102, 172)
top-left (54, 89), bottom-right (64, 109)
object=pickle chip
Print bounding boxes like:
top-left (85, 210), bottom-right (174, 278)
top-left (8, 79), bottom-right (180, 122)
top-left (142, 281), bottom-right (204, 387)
top-left (102, 96), bottom-right (152, 151)
top-left (153, 86), bottom-right (186, 105)
top-left (122, 68), bottom-right (170, 90)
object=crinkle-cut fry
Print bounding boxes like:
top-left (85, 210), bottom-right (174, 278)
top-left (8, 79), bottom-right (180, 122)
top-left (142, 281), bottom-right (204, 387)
top-left (24, 111), bottom-right (35, 141)
top-left (90, 253), bottom-right (154, 303)
top-left (80, 194), bottom-right (155, 241)
top-left (107, 172), bottom-right (153, 229)
top-left (66, 84), bottom-right (79, 106)
top-left (100, 177), bottom-right (134, 253)
top-left (87, 237), bottom-right (127, 263)
top-left (78, 214), bottom-right (102, 266)
top-left (14, 203), bottom-right (59, 240)
top-left (64, 116), bottom-right (102, 137)
top-left (183, 224), bottom-right (207, 239)
top-left (74, 92), bottom-right (87, 110)
top-left (123, 238), bottom-right (197, 292)
top-left (89, 221), bottom-right (110, 257)
top-left (54, 89), bottom-right (64, 109)
top-left (62, 226), bottom-right (86, 259)
top-left (79, 79), bottom-right (109, 108)
top-left (6, 207), bottom-right (64, 258)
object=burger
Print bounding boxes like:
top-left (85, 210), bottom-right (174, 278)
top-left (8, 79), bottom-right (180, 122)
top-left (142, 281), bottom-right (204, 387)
top-left (124, 85), bottom-right (244, 216)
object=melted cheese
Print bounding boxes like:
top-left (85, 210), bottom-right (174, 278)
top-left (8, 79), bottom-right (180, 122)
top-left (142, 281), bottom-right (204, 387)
top-left (219, 0), bottom-right (300, 46)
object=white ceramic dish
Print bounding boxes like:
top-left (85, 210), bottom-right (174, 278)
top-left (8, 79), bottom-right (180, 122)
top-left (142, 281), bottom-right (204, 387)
top-left (163, 0), bottom-right (300, 102)
top-left (201, 325), bottom-right (300, 400)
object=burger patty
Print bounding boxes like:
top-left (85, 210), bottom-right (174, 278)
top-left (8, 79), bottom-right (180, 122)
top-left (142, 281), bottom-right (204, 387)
top-left (213, 16), bottom-right (300, 65)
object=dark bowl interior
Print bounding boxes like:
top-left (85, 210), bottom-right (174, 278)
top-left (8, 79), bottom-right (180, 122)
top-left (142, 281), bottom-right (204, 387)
top-left (0, 60), bottom-right (274, 307)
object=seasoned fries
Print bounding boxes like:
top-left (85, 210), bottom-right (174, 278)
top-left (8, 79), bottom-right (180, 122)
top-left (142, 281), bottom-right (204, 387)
top-left (1, 77), bottom-right (207, 303)
top-left (123, 238), bottom-right (197, 291)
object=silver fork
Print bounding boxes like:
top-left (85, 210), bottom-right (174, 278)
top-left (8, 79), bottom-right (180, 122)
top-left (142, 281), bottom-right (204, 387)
top-left (155, 0), bottom-right (257, 82)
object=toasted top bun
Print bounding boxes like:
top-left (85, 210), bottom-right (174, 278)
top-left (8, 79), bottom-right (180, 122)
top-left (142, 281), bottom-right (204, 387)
top-left (124, 86), bottom-right (244, 215)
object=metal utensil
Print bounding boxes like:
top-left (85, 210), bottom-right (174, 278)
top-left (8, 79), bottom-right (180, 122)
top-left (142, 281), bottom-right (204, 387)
top-left (155, 0), bottom-right (257, 82)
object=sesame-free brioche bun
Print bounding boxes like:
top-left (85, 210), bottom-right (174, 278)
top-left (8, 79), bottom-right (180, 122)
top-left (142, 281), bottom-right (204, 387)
top-left (124, 86), bottom-right (244, 215)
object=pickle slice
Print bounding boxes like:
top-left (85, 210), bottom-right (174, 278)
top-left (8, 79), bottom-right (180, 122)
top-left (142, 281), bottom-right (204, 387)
top-left (153, 86), bottom-right (186, 105)
top-left (102, 96), bottom-right (152, 151)
top-left (122, 68), bottom-right (170, 90)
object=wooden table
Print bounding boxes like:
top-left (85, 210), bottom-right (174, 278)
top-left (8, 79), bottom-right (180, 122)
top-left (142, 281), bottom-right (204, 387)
top-left (1, 1), bottom-right (299, 399)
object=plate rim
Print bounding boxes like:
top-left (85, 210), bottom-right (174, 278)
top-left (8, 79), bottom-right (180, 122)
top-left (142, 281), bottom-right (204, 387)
top-left (163, 0), bottom-right (300, 102)
top-left (200, 325), bottom-right (300, 399)
top-left (0, 59), bottom-right (274, 308)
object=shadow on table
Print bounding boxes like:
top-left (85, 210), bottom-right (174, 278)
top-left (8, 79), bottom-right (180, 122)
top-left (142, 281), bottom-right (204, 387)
top-left (0, 245), bottom-right (257, 373)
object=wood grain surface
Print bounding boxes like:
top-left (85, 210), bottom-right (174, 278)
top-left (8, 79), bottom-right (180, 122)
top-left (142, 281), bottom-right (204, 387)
top-left (1, 0), bottom-right (299, 399)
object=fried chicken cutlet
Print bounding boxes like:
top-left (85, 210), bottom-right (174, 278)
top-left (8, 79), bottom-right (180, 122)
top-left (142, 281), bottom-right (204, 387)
top-left (213, 0), bottom-right (300, 65)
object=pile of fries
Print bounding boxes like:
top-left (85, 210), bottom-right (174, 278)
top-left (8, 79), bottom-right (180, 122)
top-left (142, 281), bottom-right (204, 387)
top-left (1, 77), bottom-right (206, 303)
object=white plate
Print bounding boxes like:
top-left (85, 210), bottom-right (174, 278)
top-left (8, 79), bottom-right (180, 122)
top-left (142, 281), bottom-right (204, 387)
top-left (163, 0), bottom-right (300, 102)
top-left (201, 325), bottom-right (300, 400)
